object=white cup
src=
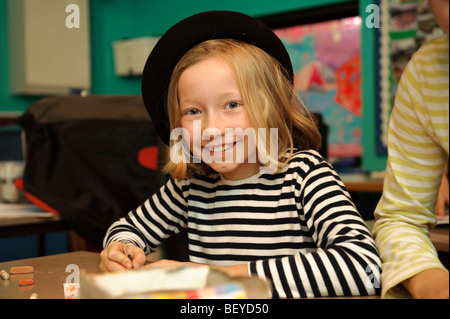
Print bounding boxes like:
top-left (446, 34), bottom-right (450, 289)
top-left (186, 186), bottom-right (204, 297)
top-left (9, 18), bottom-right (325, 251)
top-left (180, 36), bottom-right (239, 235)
top-left (0, 161), bottom-right (24, 203)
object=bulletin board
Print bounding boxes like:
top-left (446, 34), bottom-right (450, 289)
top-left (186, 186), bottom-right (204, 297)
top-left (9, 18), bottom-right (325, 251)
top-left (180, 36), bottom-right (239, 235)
top-left (376, 0), bottom-right (444, 155)
top-left (274, 17), bottom-right (363, 159)
top-left (273, 0), bottom-right (444, 162)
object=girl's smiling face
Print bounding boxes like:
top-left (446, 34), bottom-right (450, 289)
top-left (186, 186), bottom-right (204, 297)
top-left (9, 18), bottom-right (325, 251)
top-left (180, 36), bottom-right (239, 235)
top-left (177, 57), bottom-right (260, 180)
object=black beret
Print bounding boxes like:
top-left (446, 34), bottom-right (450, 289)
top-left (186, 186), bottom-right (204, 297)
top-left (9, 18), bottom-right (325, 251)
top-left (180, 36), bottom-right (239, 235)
top-left (141, 11), bottom-right (293, 145)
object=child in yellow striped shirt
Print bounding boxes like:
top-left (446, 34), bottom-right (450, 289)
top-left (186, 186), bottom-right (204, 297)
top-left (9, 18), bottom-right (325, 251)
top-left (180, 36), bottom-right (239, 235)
top-left (373, 0), bottom-right (449, 299)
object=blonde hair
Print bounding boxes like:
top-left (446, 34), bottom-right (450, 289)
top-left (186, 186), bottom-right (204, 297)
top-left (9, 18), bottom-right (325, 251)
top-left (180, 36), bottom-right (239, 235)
top-left (163, 39), bottom-right (321, 179)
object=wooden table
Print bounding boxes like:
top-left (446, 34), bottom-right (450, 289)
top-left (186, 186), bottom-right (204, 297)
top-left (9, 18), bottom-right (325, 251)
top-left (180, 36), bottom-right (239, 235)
top-left (340, 173), bottom-right (384, 193)
top-left (0, 251), bottom-right (380, 300)
top-left (0, 251), bottom-right (100, 299)
top-left (430, 225), bottom-right (449, 253)
top-left (0, 215), bottom-right (67, 238)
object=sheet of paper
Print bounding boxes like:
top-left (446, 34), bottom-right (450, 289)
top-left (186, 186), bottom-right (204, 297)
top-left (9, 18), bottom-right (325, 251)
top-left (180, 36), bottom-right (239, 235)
top-left (89, 265), bottom-right (210, 298)
top-left (0, 203), bottom-right (54, 218)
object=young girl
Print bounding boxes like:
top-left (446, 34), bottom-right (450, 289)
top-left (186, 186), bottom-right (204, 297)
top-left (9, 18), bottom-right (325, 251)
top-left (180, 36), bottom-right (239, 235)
top-left (100, 11), bottom-right (381, 298)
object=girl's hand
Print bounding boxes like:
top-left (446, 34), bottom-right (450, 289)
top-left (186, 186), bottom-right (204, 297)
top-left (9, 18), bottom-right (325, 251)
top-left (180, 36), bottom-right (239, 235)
top-left (100, 241), bottom-right (146, 272)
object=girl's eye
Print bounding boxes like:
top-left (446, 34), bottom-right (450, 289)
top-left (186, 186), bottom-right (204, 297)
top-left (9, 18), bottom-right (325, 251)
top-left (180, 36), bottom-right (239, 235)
top-left (186, 109), bottom-right (200, 116)
top-left (226, 102), bottom-right (240, 109)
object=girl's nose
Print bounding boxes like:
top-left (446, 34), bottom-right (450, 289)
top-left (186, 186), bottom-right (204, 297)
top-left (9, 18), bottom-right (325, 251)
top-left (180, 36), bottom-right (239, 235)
top-left (202, 112), bottom-right (224, 139)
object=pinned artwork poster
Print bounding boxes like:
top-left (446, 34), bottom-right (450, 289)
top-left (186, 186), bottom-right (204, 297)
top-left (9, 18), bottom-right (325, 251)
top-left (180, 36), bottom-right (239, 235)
top-left (274, 16), bottom-right (363, 160)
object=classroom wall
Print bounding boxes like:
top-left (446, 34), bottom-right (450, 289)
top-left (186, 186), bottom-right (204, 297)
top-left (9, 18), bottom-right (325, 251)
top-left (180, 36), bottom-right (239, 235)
top-left (0, 0), bottom-right (353, 111)
top-left (1, 0), bottom-right (366, 261)
top-left (360, 0), bottom-right (387, 171)
top-left (89, 0), bottom-right (355, 94)
top-left (5, 0), bottom-right (388, 169)
top-left (0, 0), bottom-right (387, 262)
top-left (2, 0), bottom-right (387, 171)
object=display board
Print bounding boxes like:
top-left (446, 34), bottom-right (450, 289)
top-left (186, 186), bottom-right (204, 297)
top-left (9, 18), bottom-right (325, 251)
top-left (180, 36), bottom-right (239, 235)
top-left (274, 17), bottom-right (362, 160)
top-left (377, 0), bottom-right (444, 155)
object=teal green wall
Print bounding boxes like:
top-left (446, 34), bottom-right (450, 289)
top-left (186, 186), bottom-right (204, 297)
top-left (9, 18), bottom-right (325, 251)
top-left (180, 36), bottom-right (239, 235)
top-left (1, 0), bottom-right (354, 107)
top-left (360, 0), bottom-right (387, 171)
top-left (88, 0), bottom-right (354, 94)
top-left (1, 0), bottom-right (386, 170)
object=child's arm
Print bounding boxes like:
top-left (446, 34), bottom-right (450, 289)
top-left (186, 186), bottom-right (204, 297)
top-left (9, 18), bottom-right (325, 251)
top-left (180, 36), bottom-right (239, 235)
top-left (247, 157), bottom-right (382, 298)
top-left (102, 179), bottom-right (189, 264)
top-left (435, 163), bottom-right (449, 217)
top-left (372, 48), bottom-right (449, 298)
top-left (402, 268), bottom-right (449, 299)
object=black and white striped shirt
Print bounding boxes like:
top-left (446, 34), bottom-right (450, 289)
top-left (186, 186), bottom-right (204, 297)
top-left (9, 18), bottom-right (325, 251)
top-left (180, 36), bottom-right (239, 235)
top-left (104, 150), bottom-right (381, 298)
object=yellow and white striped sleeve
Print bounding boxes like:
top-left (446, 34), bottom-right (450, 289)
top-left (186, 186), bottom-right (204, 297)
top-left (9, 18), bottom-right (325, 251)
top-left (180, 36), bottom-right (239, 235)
top-left (373, 35), bottom-right (449, 299)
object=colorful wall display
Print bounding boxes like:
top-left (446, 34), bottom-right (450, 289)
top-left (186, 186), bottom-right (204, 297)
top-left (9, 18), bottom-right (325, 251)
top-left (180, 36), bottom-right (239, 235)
top-left (274, 17), bottom-right (363, 159)
top-left (378, 0), bottom-right (444, 155)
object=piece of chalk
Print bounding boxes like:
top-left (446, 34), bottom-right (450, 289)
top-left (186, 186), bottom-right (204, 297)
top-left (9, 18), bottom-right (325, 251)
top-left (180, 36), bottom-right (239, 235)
top-left (0, 269), bottom-right (9, 280)
top-left (10, 266), bottom-right (34, 274)
top-left (19, 279), bottom-right (34, 286)
top-left (29, 293), bottom-right (38, 299)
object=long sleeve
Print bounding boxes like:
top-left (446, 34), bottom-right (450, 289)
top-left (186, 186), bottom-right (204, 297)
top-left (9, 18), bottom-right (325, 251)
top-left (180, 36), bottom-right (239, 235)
top-left (373, 35), bottom-right (449, 299)
top-left (103, 178), bottom-right (189, 253)
top-left (248, 156), bottom-right (381, 298)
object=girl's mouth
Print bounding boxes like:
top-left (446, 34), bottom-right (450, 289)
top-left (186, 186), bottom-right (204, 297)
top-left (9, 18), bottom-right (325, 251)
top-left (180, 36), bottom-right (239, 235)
top-left (206, 142), bottom-right (235, 153)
